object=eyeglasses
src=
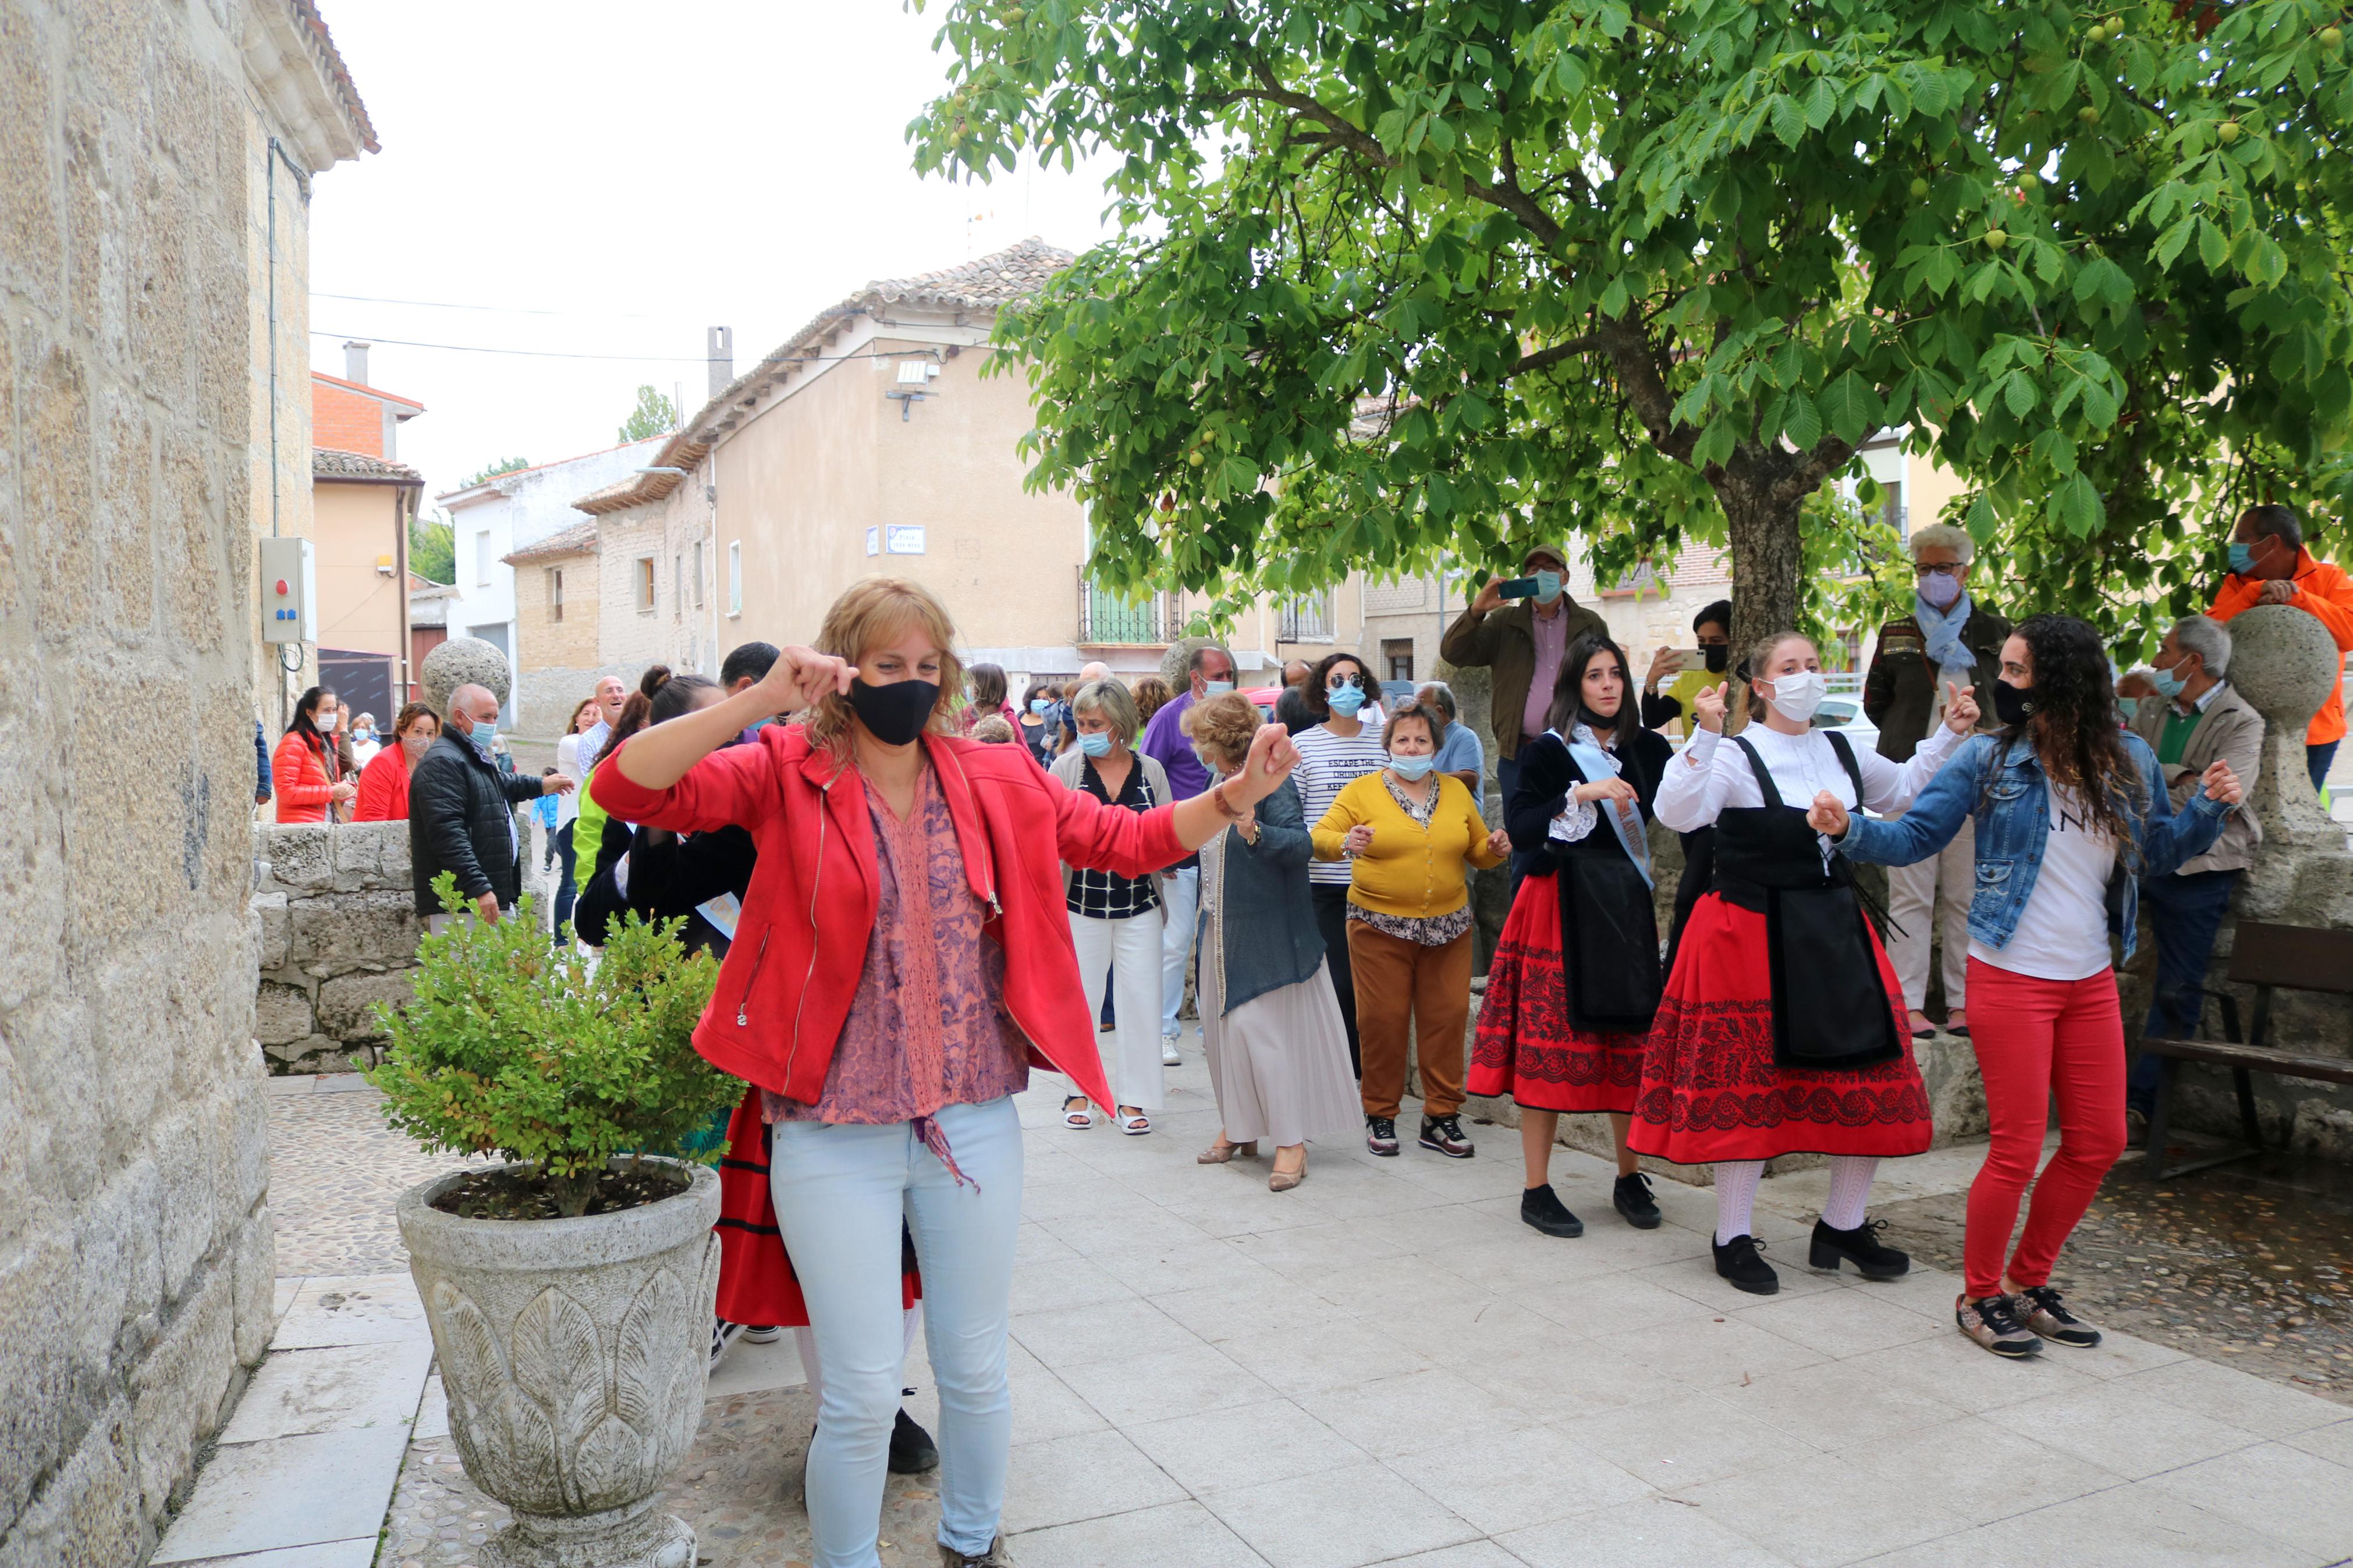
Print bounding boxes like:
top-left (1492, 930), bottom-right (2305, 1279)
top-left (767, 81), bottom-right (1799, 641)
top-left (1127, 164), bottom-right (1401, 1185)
top-left (1914, 562), bottom-right (1964, 578)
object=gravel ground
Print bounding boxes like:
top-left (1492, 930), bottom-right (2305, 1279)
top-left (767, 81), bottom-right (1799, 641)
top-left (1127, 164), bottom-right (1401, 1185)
top-left (1872, 1144), bottom-right (2353, 1407)
top-left (381, 1392), bottom-right (943, 1568)
top-left (267, 1081), bottom-right (481, 1277)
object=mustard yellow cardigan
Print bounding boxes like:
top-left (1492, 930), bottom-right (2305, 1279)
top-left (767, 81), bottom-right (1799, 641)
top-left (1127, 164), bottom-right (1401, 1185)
top-left (1309, 771), bottom-right (1507, 919)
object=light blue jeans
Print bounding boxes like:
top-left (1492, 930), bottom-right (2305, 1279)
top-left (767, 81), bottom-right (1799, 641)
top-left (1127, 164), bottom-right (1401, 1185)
top-left (1158, 865), bottom-right (1201, 1037)
top-left (768, 1097), bottom-right (1023, 1567)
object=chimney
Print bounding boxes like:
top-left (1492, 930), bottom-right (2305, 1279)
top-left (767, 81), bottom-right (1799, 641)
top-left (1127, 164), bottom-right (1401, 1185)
top-left (707, 326), bottom-right (734, 401)
top-left (343, 340), bottom-right (371, 386)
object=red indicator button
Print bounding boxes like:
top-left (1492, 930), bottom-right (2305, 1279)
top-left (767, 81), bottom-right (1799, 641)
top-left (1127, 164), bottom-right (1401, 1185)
top-left (275, 579), bottom-right (289, 596)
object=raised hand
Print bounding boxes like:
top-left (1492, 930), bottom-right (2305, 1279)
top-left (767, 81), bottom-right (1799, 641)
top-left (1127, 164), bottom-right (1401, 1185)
top-left (2199, 759), bottom-right (2244, 806)
top-left (1692, 681), bottom-right (1729, 734)
top-left (1942, 679), bottom-right (1981, 734)
top-left (1224, 722), bottom-right (1302, 807)
top-left (756, 644), bottom-right (856, 717)
top-left (1645, 645), bottom-right (1685, 688)
top-left (1472, 577), bottom-right (1507, 614)
top-left (1806, 789), bottom-right (1850, 838)
top-left (1342, 823), bottom-right (1375, 856)
top-left (1572, 776), bottom-right (1639, 805)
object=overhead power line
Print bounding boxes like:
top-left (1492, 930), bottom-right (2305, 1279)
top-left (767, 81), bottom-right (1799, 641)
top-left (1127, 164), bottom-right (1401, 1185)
top-left (311, 290), bottom-right (693, 321)
top-left (310, 329), bottom-right (706, 364)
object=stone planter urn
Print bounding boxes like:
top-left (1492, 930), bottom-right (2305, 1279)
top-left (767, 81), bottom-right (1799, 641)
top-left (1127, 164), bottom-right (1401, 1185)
top-left (397, 1161), bottom-right (721, 1568)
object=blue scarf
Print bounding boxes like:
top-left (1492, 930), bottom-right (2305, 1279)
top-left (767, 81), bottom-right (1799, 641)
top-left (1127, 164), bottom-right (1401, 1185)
top-left (1914, 589), bottom-right (1977, 676)
top-left (1557, 726), bottom-right (1653, 888)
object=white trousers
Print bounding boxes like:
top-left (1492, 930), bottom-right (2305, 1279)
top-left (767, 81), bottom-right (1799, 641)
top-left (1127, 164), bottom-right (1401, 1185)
top-left (1070, 906), bottom-right (1166, 1110)
top-left (1884, 810), bottom-right (1975, 1012)
top-left (1157, 867), bottom-right (1200, 1038)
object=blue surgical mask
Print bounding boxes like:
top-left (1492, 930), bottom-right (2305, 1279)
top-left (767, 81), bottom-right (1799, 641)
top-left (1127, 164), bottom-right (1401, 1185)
top-left (2149, 661), bottom-right (2188, 701)
top-left (1203, 680), bottom-right (1234, 698)
top-left (1387, 753), bottom-right (1436, 780)
top-left (1326, 684), bottom-right (1367, 716)
top-left (470, 720), bottom-right (499, 749)
top-left (1030, 698), bottom-right (1052, 716)
top-left (1533, 569), bottom-right (1563, 603)
top-left (1078, 731), bottom-right (1113, 758)
top-left (2228, 541), bottom-right (2258, 575)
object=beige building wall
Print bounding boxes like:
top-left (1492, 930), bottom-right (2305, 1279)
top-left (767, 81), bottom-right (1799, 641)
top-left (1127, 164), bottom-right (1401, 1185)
top-left (509, 547), bottom-right (610, 736)
top-left (311, 481), bottom-right (404, 656)
top-left (244, 105), bottom-right (317, 728)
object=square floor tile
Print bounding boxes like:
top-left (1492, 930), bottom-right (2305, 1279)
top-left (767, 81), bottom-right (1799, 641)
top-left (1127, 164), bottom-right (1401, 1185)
top-left (1055, 1340), bottom-right (1276, 1429)
top-left (2116, 1356), bottom-right (2348, 1440)
top-left (1002, 1428), bottom-right (1187, 1533)
top-left (1981, 1378), bottom-right (2264, 1481)
top-left (410, 1374), bottom-right (448, 1441)
top-left (1462, 1339), bottom-right (1687, 1424)
top-left (1497, 1494), bottom-right (1798, 1568)
top-left (2153, 1441), bottom-right (2353, 1556)
top-left (1151, 1279), bottom-right (1353, 1344)
top-left (2053, 1327), bottom-right (2192, 1380)
top-left (152, 1428), bottom-right (410, 1562)
top-left (269, 1275), bottom-right (430, 1350)
top-left (1669, 1451), bottom-right (1968, 1567)
top-left (1731, 1283), bottom-right (1952, 1357)
top-left (1127, 1397), bottom-right (1367, 1494)
top-left (1089, 1236), bottom-right (1288, 1299)
top-left (1713, 1356), bottom-right (1967, 1447)
top-left (1406, 1417), bottom-right (1653, 1534)
top-left (166, 1541), bottom-right (378, 1568)
top-left (1009, 1361), bottom-right (1116, 1445)
top-left (1903, 1477), bottom-right (2317, 1568)
top-left (1224, 1217), bottom-right (1422, 1278)
top-left (1833, 1414), bottom-right (2125, 1524)
top-left (1201, 1459), bottom-right (1478, 1568)
top-left (1629, 1256), bottom-right (1846, 1315)
top-left (1554, 1392), bottom-right (1825, 1492)
top-left (1007, 1255), bottom-right (1135, 1317)
top-left (218, 1341), bottom-right (432, 1443)
top-left (1298, 1368), bottom-right (1540, 1459)
top-left (1520, 1271), bottom-right (1723, 1338)
top-left (706, 1328), bottom-right (810, 1398)
top-left (1838, 1332), bottom-right (2102, 1416)
top-left (1007, 1499), bottom-right (1271, 1568)
top-left (1215, 1316), bottom-right (1438, 1398)
top-left (1594, 1314), bottom-right (1830, 1391)
top-left (1380, 1297), bottom-right (1580, 1369)
top-left (1011, 1296), bottom-right (1202, 1372)
top-left (2287, 1417), bottom-right (2353, 1469)
top-left (1371, 1545), bottom-right (1528, 1568)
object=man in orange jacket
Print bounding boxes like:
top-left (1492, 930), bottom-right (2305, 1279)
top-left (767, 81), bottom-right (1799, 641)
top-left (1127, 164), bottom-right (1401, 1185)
top-left (2209, 503), bottom-right (2353, 793)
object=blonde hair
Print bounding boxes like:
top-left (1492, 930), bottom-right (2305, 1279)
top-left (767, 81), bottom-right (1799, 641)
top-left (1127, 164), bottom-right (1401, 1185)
top-left (969, 714), bottom-right (1017, 745)
top-left (800, 577), bottom-right (966, 763)
top-left (1070, 678), bottom-right (1140, 745)
top-left (1181, 691), bottom-right (1262, 771)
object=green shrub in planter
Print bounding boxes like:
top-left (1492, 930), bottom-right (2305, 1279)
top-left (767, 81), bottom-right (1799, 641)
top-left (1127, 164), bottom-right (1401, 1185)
top-left (368, 873), bottom-right (739, 1218)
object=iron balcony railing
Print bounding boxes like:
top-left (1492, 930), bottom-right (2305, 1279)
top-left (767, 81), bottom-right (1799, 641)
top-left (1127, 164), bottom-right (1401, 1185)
top-left (1078, 571), bottom-right (1179, 645)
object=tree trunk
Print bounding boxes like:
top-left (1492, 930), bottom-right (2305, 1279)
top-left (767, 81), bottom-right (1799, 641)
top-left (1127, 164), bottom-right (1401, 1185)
top-left (1714, 471), bottom-right (1806, 663)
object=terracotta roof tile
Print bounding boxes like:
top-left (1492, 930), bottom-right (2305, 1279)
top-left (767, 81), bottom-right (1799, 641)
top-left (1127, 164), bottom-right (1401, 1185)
top-left (313, 446), bottom-right (421, 482)
top-left (503, 519), bottom-right (600, 564)
top-left (288, 0), bottom-right (379, 154)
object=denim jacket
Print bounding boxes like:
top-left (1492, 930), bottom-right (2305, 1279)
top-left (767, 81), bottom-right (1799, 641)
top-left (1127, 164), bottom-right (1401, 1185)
top-left (1839, 731), bottom-right (2230, 963)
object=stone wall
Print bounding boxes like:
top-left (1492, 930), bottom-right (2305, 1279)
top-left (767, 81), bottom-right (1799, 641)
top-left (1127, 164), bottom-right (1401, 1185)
top-left (0, 1), bottom-right (335, 1558)
top-left (250, 823), bottom-right (424, 1073)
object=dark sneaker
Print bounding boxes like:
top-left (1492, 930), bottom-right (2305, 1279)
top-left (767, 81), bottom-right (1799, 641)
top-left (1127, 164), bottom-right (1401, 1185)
top-left (1521, 1182), bottom-right (1585, 1238)
top-left (1365, 1115), bottom-right (1399, 1156)
top-left (2015, 1285), bottom-right (2102, 1348)
top-left (1956, 1293), bottom-right (2043, 1358)
top-left (1418, 1113), bottom-right (1475, 1158)
top-left (709, 1317), bottom-right (746, 1371)
top-left (889, 1407), bottom-right (940, 1473)
top-left (740, 1324), bottom-right (782, 1345)
top-left (940, 1536), bottom-right (1017, 1567)
top-left (1612, 1171), bottom-right (1662, 1229)
top-left (1808, 1217), bottom-right (1910, 1279)
top-left (1712, 1233), bottom-right (1779, 1295)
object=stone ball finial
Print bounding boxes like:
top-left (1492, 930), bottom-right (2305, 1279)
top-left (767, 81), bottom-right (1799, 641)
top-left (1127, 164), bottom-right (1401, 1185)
top-left (420, 638), bottom-right (513, 717)
top-left (2224, 605), bottom-right (2339, 729)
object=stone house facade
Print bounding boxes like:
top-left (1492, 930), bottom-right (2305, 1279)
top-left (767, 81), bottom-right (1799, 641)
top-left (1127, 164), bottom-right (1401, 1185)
top-left (502, 518), bottom-right (617, 736)
top-left (0, 2), bottom-right (374, 1563)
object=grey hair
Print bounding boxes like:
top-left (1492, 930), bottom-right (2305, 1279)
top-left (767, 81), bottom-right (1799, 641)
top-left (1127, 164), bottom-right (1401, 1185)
top-left (1907, 522), bottom-right (1975, 565)
top-left (1185, 643), bottom-right (1236, 677)
top-left (2242, 503), bottom-right (2304, 550)
top-left (1069, 678), bottom-right (1140, 745)
top-left (1415, 681), bottom-right (1457, 720)
top-left (2171, 616), bottom-right (2232, 678)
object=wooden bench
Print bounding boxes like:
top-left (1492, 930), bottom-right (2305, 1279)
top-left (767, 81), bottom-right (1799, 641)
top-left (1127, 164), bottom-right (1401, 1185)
top-left (2141, 920), bottom-right (2353, 1181)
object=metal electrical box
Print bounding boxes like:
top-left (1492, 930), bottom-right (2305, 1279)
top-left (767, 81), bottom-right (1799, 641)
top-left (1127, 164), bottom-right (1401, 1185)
top-left (258, 536), bottom-right (315, 644)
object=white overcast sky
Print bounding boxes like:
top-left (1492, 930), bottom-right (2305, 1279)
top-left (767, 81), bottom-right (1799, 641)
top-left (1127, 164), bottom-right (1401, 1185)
top-left (308, 1), bottom-right (1122, 506)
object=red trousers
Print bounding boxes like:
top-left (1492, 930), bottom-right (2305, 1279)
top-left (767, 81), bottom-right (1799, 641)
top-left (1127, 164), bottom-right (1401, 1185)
top-left (1962, 959), bottom-right (2128, 1299)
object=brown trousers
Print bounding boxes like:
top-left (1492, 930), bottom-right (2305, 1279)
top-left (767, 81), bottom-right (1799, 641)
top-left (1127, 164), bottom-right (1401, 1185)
top-left (1346, 922), bottom-right (1474, 1119)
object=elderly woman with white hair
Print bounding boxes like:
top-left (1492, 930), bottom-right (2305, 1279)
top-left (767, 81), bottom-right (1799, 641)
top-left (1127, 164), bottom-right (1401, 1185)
top-left (1050, 677), bottom-right (1174, 1133)
top-left (1860, 520), bottom-right (2010, 1040)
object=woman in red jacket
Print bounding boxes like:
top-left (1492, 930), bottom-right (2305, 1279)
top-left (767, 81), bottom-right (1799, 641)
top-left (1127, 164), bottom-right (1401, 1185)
top-left (353, 703), bottom-right (439, 822)
top-left (595, 578), bottom-right (1300, 1568)
top-left (271, 687), bottom-right (355, 824)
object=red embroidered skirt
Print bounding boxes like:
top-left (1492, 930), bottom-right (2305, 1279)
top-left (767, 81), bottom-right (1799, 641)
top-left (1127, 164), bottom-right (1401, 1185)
top-left (714, 1089), bottom-right (921, 1328)
top-left (1468, 874), bottom-right (1645, 1114)
top-left (1628, 893), bottom-right (1932, 1164)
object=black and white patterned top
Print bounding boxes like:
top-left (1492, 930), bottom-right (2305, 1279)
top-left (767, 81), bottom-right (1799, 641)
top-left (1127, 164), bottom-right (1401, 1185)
top-left (1066, 756), bottom-right (1161, 920)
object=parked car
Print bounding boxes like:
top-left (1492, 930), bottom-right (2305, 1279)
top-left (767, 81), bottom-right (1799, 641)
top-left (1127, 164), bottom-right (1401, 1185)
top-left (1810, 695), bottom-right (1880, 749)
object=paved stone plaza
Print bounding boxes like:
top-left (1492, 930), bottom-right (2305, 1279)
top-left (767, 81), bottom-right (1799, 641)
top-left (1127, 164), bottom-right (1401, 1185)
top-left (166, 1054), bottom-right (2353, 1568)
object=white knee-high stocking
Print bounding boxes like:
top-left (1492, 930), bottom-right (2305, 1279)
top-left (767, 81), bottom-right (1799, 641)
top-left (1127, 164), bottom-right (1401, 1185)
top-left (1713, 1160), bottom-right (1765, 1245)
top-left (1820, 1155), bottom-right (1879, 1231)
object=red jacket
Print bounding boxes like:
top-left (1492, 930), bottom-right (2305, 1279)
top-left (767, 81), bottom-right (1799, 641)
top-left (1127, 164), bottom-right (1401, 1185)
top-left (271, 731), bottom-right (340, 824)
top-left (352, 747), bottom-right (412, 821)
top-left (590, 724), bottom-right (1179, 1112)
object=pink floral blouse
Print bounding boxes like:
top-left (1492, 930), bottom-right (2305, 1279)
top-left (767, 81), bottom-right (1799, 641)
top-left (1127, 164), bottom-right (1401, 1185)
top-left (764, 769), bottom-right (1030, 1172)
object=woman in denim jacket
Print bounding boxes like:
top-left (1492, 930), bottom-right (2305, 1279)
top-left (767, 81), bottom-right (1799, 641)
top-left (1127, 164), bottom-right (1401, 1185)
top-left (1815, 615), bottom-right (2244, 1360)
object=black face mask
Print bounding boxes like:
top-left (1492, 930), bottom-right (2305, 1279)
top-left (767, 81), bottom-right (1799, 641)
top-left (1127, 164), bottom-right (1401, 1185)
top-left (1702, 645), bottom-right (1730, 674)
top-left (1992, 679), bottom-right (2035, 727)
top-left (846, 678), bottom-right (939, 746)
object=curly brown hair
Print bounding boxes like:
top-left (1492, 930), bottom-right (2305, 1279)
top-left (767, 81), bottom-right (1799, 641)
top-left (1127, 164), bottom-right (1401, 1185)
top-left (1985, 613), bottom-right (2149, 865)
top-left (1132, 674), bottom-right (1174, 724)
top-left (1181, 691), bottom-right (1262, 771)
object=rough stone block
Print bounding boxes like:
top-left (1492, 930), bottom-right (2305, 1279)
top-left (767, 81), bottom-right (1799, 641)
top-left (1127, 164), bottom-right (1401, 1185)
top-left (331, 822), bottom-right (382, 885)
top-left (155, 1111), bottom-right (221, 1300)
top-left (257, 893), bottom-right (291, 979)
top-left (127, 1260), bottom-right (234, 1521)
top-left (287, 890), bottom-right (419, 965)
top-left (252, 980), bottom-right (313, 1047)
top-left (0, 1235), bottom-right (76, 1529)
top-left (261, 825), bottom-right (334, 892)
top-left (379, 822), bottom-right (412, 878)
top-left (0, 1398), bottom-right (141, 1568)
top-left (315, 968), bottom-right (414, 1043)
top-left (229, 1209), bottom-right (275, 1367)
top-left (228, 1076), bottom-right (270, 1215)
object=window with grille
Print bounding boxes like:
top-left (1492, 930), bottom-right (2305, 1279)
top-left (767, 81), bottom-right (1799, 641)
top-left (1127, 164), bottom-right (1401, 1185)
top-left (1278, 592), bottom-right (1334, 643)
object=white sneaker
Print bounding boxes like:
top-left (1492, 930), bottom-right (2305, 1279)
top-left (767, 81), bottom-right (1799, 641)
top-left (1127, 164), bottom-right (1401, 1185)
top-left (1162, 1037), bottom-right (1182, 1066)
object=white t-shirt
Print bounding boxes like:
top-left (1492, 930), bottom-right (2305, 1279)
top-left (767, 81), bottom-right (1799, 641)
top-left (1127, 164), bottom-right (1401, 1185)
top-left (1970, 783), bottom-right (2116, 982)
top-left (553, 733), bottom-right (585, 827)
top-left (1655, 721), bottom-right (1961, 840)
top-left (1294, 723), bottom-right (1387, 886)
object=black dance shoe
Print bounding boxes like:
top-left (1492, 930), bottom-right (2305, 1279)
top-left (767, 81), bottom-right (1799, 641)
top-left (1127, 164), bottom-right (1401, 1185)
top-left (1520, 1183), bottom-right (1585, 1238)
top-left (1808, 1217), bottom-right (1911, 1280)
top-left (1712, 1233), bottom-right (1779, 1295)
top-left (1612, 1171), bottom-right (1662, 1229)
top-left (890, 1406), bottom-right (940, 1473)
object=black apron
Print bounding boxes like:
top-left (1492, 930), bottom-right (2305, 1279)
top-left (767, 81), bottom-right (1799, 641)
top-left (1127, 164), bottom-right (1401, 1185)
top-left (1710, 734), bottom-right (1900, 1071)
top-left (1552, 753), bottom-right (1663, 1033)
